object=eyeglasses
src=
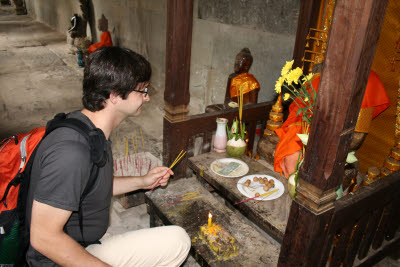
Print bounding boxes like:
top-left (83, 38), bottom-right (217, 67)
top-left (132, 87), bottom-right (148, 97)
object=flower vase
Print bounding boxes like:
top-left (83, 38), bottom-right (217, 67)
top-left (214, 118), bottom-right (228, 152)
top-left (226, 138), bottom-right (246, 158)
top-left (288, 173), bottom-right (297, 199)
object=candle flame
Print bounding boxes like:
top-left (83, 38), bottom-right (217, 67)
top-left (208, 212), bottom-right (212, 218)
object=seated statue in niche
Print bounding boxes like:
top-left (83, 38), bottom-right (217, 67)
top-left (257, 66), bottom-right (390, 189)
top-left (88, 14), bottom-right (113, 54)
top-left (205, 48), bottom-right (260, 113)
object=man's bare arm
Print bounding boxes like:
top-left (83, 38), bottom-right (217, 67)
top-left (30, 200), bottom-right (111, 267)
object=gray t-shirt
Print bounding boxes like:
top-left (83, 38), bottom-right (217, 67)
top-left (25, 111), bottom-right (113, 266)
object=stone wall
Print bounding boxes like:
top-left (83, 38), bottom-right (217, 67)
top-left (24, 0), bottom-right (299, 115)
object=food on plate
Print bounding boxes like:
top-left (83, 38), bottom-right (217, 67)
top-left (264, 185), bottom-right (271, 192)
top-left (269, 180), bottom-right (275, 188)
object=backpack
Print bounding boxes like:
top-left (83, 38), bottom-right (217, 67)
top-left (0, 113), bottom-right (107, 266)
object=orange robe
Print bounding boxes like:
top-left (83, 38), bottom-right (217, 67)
top-left (274, 70), bottom-right (390, 177)
top-left (88, 31), bottom-right (113, 53)
top-left (229, 73), bottom-right (260, 98)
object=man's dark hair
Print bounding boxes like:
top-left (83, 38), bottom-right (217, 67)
top-left (82, 47), bottom-right (151, 111)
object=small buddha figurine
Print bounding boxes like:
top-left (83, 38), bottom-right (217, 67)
top-left (206, 48), bottom-right (260, 112)
top-left (88, 14), bottom-right (113, 53)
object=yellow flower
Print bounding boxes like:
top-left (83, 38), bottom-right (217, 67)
top-left (284, 93), bottom-right (290, 101)
top-left (275, 83), bottom-right (281, 94)
top-left (274, 76), bottom-right (284, 93)
top-left (285, 70), bottom-right (294, 86)
top-left (304, 97), bottom-right (309, 102)
top-left (281, 60), bottom-right (294, 76)
top-left (302, 72), bottom-right (314, 83)
top-left (291, 68), bottom-right (303, 84)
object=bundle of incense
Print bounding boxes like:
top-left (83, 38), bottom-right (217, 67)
top-left (234, 189), bottom-right (279, 205)
top-left (135, 132), bottom-right (138, 153)
top-left (132, 134), bottom-right (136, 155)
top-left (238, 84), bottom-right (244, 122)
top-left (249, 189), bottom-right (279, 208)
top-left (236, 84), bottom-right (245, 134)
top-left (162, 192), bottom-right (203, 207)
top-left (140, 128), bottom-right (145, 147)
top-left (149, 150), bottom-right (186, 193)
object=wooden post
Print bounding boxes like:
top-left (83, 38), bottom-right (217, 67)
top-left (292, 0), bottom-right (321, 71)
top-left (163, 0), bottom-right (193, 173)
top-left (279, 0), bottom-right (388, 266)
top-left (164, 0), bottom-right (193, 122)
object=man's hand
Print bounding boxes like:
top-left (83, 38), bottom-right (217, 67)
top-left (142, 166), bottom-right (174, 189)
top-left (113, 166), bottom-right (174, 195)
top-left (280, 150), bottom-right (302, 178)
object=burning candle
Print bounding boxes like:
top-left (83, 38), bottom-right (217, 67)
top-left (208, 212), bottom-right (212, 227)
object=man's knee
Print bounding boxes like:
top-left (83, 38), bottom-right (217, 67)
top-left (168, 225), bottom-right (191, 250)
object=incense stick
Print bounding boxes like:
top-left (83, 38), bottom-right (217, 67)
top-left (132, 134), bottom-right (136, 155)
top-left (149, 150), bottom-right (186, 193)
top-left (169, 150), bottom-right (186, 169)
top-left (134, 132), bottom-right (138, 153)
top-left (239, 84), bottom-right (244, 122)
top-left (126, 137), bottom-right (129, 158)
top-left (234, 189), bottom-right (279, 205)
top-left (140, 128), bottom-right (144, 147)
top-left (120, 160), bottom-right (124, 176)
top-left (249, 189), bottom-right (280, 208)
top-left (123, 137), bottom-right (127, 158)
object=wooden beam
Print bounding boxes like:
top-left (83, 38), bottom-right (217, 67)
top-left (279, 0), bottom-right (388, 265)
top-left (164, 0), bottom-right (194, 121)
top-left (163, 102), bottom-right (272, 178)
top-left (292, 0), bottom-right (321, 71)
top-left (300, 0), bottom-right (389, 192)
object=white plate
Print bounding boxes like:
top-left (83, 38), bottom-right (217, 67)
top-left (237, 174), bottom-right (284, 201)
top-left (210, 158), bottom-right (249, 178)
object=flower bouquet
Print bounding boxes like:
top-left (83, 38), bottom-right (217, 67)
top-left (276, 60), bottom-right (357, 198)
top-left (226, 85), bottom-right (247, 157)
top-left (275, 60), bottom-right (316, 197)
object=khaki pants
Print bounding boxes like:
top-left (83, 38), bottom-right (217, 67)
top-left (86, 226), bottom-right (191, 267)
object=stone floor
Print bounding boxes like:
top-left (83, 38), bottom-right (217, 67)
top-left (0, 5), bottom-right (398, 267)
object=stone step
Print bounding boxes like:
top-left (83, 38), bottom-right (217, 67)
top-left (145, 177), bottom-right (280, 266)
